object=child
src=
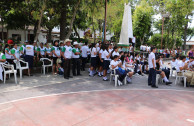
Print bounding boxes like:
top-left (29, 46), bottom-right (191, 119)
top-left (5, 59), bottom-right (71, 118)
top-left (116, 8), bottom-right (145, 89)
top-left (57, 64), bottom-right (64, 75)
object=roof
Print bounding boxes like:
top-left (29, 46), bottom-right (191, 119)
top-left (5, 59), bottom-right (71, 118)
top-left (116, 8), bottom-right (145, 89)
top-left (186, 41), bottom-right (194, 46)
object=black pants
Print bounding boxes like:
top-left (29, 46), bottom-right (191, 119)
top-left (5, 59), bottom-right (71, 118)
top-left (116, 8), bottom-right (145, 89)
top-left (72, 58), bottom-right (80, 75)
top-left (63, 59), bottom-right (71, 78)
top-left (162, 68), bottom-right (170, 79)
top-left (148, 68), bottom-right (156, 86)
top-left (81, 57), bottom-right (87, 71)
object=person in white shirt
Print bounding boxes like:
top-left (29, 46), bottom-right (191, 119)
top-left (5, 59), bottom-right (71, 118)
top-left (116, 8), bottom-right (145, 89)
top-left (110, 55), bottom-right (123, 85)
top-left (148, 47), bottom-right (157, 88)
top-left (168, 57), bottom-right (177, 70)
top-left (72, 42), bottom-right (81, 76)
top-left (25, 41), bottom-right (35, 76)
top-left (132, 36), bottom-right (136, 48)
top-left (81, 42), bottom-right (89, 71)
top-left (111, 46), bottom-right (119, 58)
top-left (102, 44), bottom-right (111, 81)
top-left (62, 39), bottom-right (73, 79)
top-left (89, 43), bottom-right (97, 77)
top-left (45, 43), bottom-right (52, 58)
top-left (176, 56), bottom-right (194, 85)
top-left (98, 44), bottom-right (105, 77)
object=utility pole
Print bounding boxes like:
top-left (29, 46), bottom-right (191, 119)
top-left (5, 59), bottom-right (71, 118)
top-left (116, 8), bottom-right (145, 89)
top-left (104, 0), bottom-right (107, 43)
top-left (161, 17), bottom-right (164, 49)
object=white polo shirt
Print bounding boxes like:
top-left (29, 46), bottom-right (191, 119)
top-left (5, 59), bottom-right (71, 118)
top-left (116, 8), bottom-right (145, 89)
top-left (176, 61), bottom-right (185, 72)
top-left (110, 60), bottom-right (120, 69)
top-left (112, 51), bottom-right (119, 57)
top-left (91, 47), bottom-right (97, 58)
top-left (148, 52), bottom-right (156, 68)
top-left (64, 45), bottom-right (72, 59)
top-left (103, 50), bottom-right (110, 61)
top-left (81, 45), bottom-right (89, 58)
top-left (26, 45), bottom-right (34, 56)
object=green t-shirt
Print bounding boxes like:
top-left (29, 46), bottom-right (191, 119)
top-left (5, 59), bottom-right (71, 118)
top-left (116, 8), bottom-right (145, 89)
top-left (37, 47), bottom-right (40, 52)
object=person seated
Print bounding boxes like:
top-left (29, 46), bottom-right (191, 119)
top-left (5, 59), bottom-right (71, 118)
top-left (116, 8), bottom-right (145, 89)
top-left (159, 56), bottom-right (170, 79)
top-left (140, 54), bottom-right (144, 65)
top-left (156, 56), bottom-right (172, 85)
top-left (110, 55), bottom-right (124, 85)
top-left (57, 63), bottom-right (64, 75)
top-left (177, 56), bottom-right (194, 85)
top-left (168, 57), bottom-right (177, 70)
top-left (120, 55), bottom-right (134, 83)
top-left (143, 61), bottom-right (149, 74)
top-left (136, 60), bottom-right (144, 76)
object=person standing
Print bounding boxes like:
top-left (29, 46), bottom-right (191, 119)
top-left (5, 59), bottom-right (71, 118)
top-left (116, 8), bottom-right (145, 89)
top-left (51, 40), bottom-right (61, 75)
top-left (62, 39), bottom-right (73, 79)
top-left (25, 41), bottom-right (35, 76)
top-left (20, 41), bottom-right (27, 58)
top-left (72, 42), bottom-right (81, 76)
top-left (81, 42), bottom-right (89, 71)
top-left (148, 47), bottom-right (157, 88)
top-left (132, 36), bottom-right (136, 48)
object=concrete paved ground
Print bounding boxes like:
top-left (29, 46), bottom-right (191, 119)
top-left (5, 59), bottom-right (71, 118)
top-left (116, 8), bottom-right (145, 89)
top-left (0, 66), bottom-right (193, 126)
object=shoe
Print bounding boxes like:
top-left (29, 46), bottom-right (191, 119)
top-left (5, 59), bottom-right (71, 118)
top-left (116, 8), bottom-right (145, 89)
top-left (148, 84), bottom-right (152, 86)
top-left (89, 74), bottom-right (94, 77)
top-left (166, 82), bottom-right (172, 85)
top-left (98, 74), bottom-right (102, 77)
top-left (103, 78), bottom-right (108, 81)
top-left (151, 85), bottom-right (158, 88)
top-left (73, 74), bottom-right (77, 76)
top-left (69, 76), bottom-right (73, 78)
top-left (77, 74), bottom-right (82, 76)
top-left (64, 77), bottom-right (69, 79)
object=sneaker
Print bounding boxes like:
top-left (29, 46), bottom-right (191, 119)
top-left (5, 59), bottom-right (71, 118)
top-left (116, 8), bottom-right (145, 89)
top-left (165, 82), bottom-right (172, 85)
top-left (89, 74), bottom-right (94, 77)
top-left (127, 78), bottom-right (132, 83)
top-left (103, 77), bottom-right (108, 81)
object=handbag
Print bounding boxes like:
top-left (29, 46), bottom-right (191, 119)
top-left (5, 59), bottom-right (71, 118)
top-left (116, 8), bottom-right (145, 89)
top-left (57, 58), bottom-right (62, 64)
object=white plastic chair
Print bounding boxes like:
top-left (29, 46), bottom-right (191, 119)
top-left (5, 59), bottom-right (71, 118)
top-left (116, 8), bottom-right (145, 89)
top-left (13, 60), bottom-right (29, 79)
top-left (109, 65), bottom-right (127, 87)
top-left (156, 74), bottom-right (163, 86)
top-left (40, 58), bottom-right (53, 75)
top-left (2, 64), bottom-right (17, 84)
top-left (175, 71), bottom-right (187, 88)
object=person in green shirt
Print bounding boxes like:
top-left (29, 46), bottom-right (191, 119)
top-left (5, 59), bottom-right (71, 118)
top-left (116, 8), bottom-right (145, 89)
top-left (11, 44), bottom-right (20, 61)
top-left (0, 53), bottom-right (6, 62)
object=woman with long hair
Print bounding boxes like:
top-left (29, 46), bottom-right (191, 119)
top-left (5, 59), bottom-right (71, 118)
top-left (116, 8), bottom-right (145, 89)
top-left (102, 44), bottom-right (111, 81)
top-left (98, 44), bottom-right (105, 77)
top-left (89, 43), bottom-right (97, 77)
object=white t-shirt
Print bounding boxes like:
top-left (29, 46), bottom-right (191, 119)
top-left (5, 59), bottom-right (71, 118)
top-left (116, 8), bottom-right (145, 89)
top-left (64, 46), bottom-right (72, 59)
top-left (103, 50), bottom-right (110, 61)
top-left (112, 51), bottom-right (119, 57)
top-left (109, 48), bottom-right (113, 53)
top-left (148, 52), bottom-right (156, 68)
top-left (110, 60), bottom-right (120, 69)
top-left (26, 45), bottom-right (34, 56)
top-left (129, 46), bottom-right (133, 52)
top-left (81, 45), bottom-right (89, 58)
top-left (132, 37), bottom-right (136, 43)
top-left (99, 49), bottom-right (104, 59)
top-left (176, 61), bottom-right (185, 72)
top-left (171, 61), bottom-right (177, 68)
top-left (91, 48), bottom-right (97, 57)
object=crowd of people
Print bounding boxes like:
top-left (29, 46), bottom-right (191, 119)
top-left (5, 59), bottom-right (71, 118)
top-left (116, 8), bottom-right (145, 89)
top-left (0, 39), bottom-right (193, 87)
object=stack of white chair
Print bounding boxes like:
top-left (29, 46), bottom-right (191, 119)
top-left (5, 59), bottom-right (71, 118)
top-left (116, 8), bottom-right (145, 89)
top-left (13, 60), bottom-right (29, 79)
top-left (40, 58), bottom-right (53, 75)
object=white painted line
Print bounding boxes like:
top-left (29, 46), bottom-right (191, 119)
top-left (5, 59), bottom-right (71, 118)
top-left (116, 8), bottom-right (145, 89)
top-left (187, 119), bottom-right (194, 123)
top-left (0, 88), bottom-right (194, 106)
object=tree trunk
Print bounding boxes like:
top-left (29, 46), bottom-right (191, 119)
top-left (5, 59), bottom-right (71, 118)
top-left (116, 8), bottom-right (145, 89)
top-left (34, 0), bottom-right (46, 43)
top-left (73, 24), bottom-right (80, 42)
top-left (6, 29), bottom-right (8, 40)
top-left (1, 20), bottom-right (4, 41)
top-left (47, 28), bottom-right (52, 43)
top-left (183, 15), bottom-right (189, 50)
top-left (173, 32), bottom-right (177, 48)
top-left (33, 21), bottom-right (38, 41)
top-left (60, 7), bottom-right (67, 40)
top-left (65, 0), bottom-right (80, 40)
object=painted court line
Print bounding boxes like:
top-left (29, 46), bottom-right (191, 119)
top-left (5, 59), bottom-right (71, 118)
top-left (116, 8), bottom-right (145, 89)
top-left (187, 119), bottom-right (194, 123)
top-left (0, 89), bottom-right (194, 106)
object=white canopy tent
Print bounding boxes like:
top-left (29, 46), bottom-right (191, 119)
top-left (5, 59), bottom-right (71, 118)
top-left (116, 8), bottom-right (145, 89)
top-left (118, 3), bottom-right (133, 46)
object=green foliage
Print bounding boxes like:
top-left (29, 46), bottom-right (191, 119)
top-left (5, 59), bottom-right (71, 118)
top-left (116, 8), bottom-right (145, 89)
top-left (133, 0), bottom-right (154, 44)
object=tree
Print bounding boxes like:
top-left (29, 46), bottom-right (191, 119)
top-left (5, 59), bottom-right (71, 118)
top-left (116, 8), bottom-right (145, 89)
top-left (133, 0), bottom-right (154, 45)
